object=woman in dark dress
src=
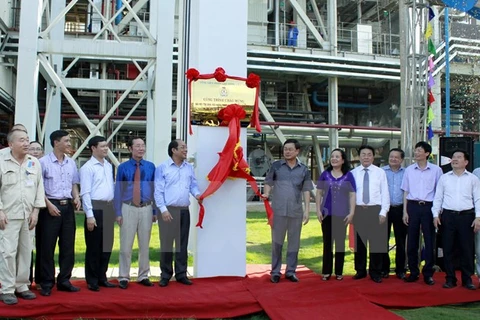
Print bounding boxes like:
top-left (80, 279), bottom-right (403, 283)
top-left (315, 149), bottom-right (356, 280)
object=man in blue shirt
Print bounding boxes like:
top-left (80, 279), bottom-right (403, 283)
top-left (154, 139), bottom-right (202, 287)
top-left (114, 137), bottom-right (156, 289)
top-left (381, 148), bottom-right (407, 280)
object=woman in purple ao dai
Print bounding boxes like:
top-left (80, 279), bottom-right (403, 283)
top-left (315, 149), bottom-right (356, 281)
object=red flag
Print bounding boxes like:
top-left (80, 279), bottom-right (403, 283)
top-left (428, 90), bottom-right (435, 104)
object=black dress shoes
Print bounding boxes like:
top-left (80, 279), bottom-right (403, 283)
top-left (396, 273), bottom-right (406, 280)
top-left (119, 280), bottom-right (128, 289)
top-left (285, 274), bottom-right (299, 282)
top-left (424, 277), bottom-right (435, 286)
top-left (270, 275), bottom-right (280, 283)
top-left (159, 278), bottom-right (169, 287)
top-left (57, 284), bottom-right (80, 292)
top-left (99, 281), bottom-right (117, 288)
top-left (381, 272), bottom-right (389, 279)
top-left (404, 275), bottom-right (419, 282)
top-left (87, 284), bottom-right (100, 292)
top-left (177, 277), bottom-right (193, 285)
top-left (39, 287), bottom-right (51, 297)
top-left (352, 273), bottom-right (367, 280)
top-left (372, 277), bottom-right (382, 283)
top-left (138, 278), bottom-right (154, 287)
top-left (463, 283), bottom-right (476, 290)
top-left (443, 282), bottom-right (457, 289)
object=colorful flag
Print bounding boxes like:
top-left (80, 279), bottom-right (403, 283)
top-left (428, 56), bottom-right (435, 71)
top-left (429, 7), bottom-right (435, 21)
top-left (428, 74), bottom-right (435, 88)
top-left (425, 22), bottom-right (433, 39)
top-left (427, 105), bottom-right (435, 123)
top-left (428, 90), bottom-right (435, 104)
top-left (427, 123), bottom-right (434, 140)
top-left (428, 38), bottom-right (436, 56)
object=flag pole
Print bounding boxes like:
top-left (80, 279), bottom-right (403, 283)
top-left (445, 7), bottom-right (451, 137)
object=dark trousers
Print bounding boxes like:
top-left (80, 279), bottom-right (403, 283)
top-left (353, 205), bottom-right (387, 279)
top-left (158, 207), bottom-right (190, 280)
top-left (34, 209), bottom-right (45, 285)
top-left (321, 215), bottom-right (347, 276)
top-left (30, 252), bottom-right (34, 285)
top-left (84, 201), bottom-right (114, 286)
top-left (441, 209), bottom-right (475, 285)
top-left (406, 201), bottom-right (435, 278)
top-left (38, 201), bottom-right (76, 289)
top-left (382, 205), bottom-right (407, 275)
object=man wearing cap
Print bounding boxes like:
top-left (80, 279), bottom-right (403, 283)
top-left (287, 21), bottom-right (299, 47)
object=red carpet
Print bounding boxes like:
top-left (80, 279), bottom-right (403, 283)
top-left (1, 266), bottom-right (479, 319)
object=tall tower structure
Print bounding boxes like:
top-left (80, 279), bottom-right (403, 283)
top-left (14, 0), bottom-right (175, 164)
top-left (399, 0), bottom-right (429, 163)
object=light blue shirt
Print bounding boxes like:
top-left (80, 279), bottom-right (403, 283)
top-left (472, 168), bottom-right (480, 180)
top-left (154, 158), bottom-right (201, 213)
top-left (79, 156), bottom-right (114, 218)
top-left (382, 165), bottom-right (405, 206)
top-left (401, 162), bottom-right (443, 202)
top-left (40, 153), bottom-right (80, 199)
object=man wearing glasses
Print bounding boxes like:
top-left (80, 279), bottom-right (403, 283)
top-left (154, 139), bottom-right (202, 287)
top-left (114, 137), bottom-right (156, 289)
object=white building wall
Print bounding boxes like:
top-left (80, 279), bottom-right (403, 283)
top-left (0, 0), bottom-right (15, 100)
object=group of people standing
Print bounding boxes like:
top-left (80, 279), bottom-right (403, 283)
top-left (0, 124), bottom-right (199, 305)
top-left (265, 139), bottom-right (480, 290)
top-left (2, 125), bottom-right (480, 306)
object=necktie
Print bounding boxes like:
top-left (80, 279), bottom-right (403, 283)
top-left (363, 168), bottom-right (370, 204)
top-left (133, 162), bottom-right (141, 206)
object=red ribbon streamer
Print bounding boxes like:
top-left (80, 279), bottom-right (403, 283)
top-left (195, 104), bottom-right (272, 228)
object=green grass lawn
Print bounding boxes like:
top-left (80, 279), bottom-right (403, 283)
top-left (53, 211), bottom-right (480, 320)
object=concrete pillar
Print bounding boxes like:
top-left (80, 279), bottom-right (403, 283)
top-left (186, 0), bottom-right (248, 277)
top-left (14, 0), bottom-right (43, 138)
top-left (146, 0), bottom-right (175, 164)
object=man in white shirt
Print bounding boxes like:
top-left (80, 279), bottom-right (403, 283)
top-left (79, 136), bottom-right (116, 292)
top-left (351, 145), bottom-right (390, 283)
top-left (472, 167), bottom-right (480, 287)
top-left (433, 150), bottom-right (480, 290)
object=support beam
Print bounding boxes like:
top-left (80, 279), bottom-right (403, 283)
top-left (288, 0), bottom-right (326, 48)
top-left (15, 0), bottom-right (43, 137)
top-left (62, 78), bottom-right (148, 91)
top-left (42, 0), bottom-right (65, 153)
top-left (38, 39), bottom-right (156, 60)
top-left (309, 0), bottom-right (328, 41)
top-left (259, 100), bottom-right (287, 144)
top-left (117, 0), bottom-right (149, 34)
top-left (327, 0), bottom-right (338, 149)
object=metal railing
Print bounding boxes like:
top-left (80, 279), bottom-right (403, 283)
top-left (247, 20), bottom-right (401, 56)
